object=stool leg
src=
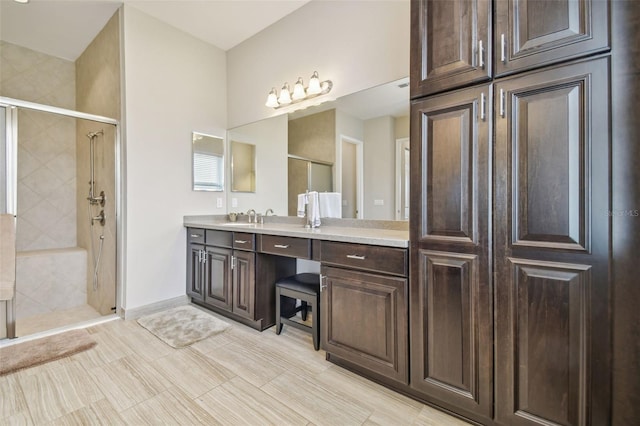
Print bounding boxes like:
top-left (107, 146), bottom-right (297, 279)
top-left (312, 296), bottom-right (319, 351)
top-left (301, 301), bottom-right (308, 321)
top-left (275, 288), bottom-right (283, 335)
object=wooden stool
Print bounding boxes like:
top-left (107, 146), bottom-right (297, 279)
top-left (275, 273), bottom-right (320, 351)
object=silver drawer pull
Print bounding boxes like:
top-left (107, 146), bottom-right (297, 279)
top-left (346, 254), bottom-right (366, 260)
top-left (274, 244), bottom-right (290, 249)
top-left (190, 234), bottom-right (202, 238)
top-left (235, 240), bottom-right (248, 244)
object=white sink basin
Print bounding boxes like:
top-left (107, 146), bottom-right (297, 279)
top-left (220, 222), bottom-right (257, 227)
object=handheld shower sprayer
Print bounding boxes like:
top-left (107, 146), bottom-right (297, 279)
top-left (87, 130), bottom-right (106, 206)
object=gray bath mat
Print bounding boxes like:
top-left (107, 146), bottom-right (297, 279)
top-left (137, 305), bottom-right (231, 348)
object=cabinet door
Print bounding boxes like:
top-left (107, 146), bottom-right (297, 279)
top-left (232, 250), bottom-right (255, 320)
top-left (409, 84), bottom-right (492, 421)
top-left (204, 246), bottom-right (232, 311)
top-left (495, 0), bottom-right (609, 76)
top-left (494, 57), bottom-right (610, 426)
top-left (187, 244), bottom-right (204, 301)
top-left (411, 0), bottom-right (491, 98)
top-left (321, 266), bottom-right (408, 384)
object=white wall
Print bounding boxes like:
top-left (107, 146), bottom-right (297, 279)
top-left (335, 109), bottom-right (364, 209)
top-left (227, 0), bottom-right (410, 128)
top-left (363, 116), bottom-right (395, 219)
top-left (122, 6), bottom-right (227, 310)
top-left (226, 115), bottom-right (288, 215)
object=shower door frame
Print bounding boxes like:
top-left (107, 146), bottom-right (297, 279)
top-left (0, 96), bottom-right (122, 338)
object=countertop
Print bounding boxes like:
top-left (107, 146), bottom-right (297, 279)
top-left (184, 216), bottom-right (409, 248)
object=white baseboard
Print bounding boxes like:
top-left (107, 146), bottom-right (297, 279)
top-left (121, 295), bottom-right (189, 320)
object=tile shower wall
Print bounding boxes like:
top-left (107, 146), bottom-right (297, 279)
top-left (15, 248), bottom-right (87, 319)
top-left (0, 41), bottom-right (77, 251)
top-left (75, 11), bottom-right (121, 315)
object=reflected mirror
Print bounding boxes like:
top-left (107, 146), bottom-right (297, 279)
top-left (192, 132), bottom-right (224, 191)
top-left (231, 141), bottom-right (256, 192)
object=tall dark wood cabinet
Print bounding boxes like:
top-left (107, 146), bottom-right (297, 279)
top-left (409, 0), bottom-right (629, 424)
top-left (494, 56), bottom-right (611, 426)
top-left (410, 84), bottom-right (493, 421)
top-left (494, 0), bottom-right (609, 76)
top-left (410, 0), bottom-right (492, 97)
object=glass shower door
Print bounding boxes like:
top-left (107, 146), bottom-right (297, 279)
top-left (1, 104), bottom-right (18, 338)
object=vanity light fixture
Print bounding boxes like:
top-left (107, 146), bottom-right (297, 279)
top-left (278, 82), bottom-right (292, 105)
top-left (265, 71), bottom-right (333, 109)
top-left (14, 0), bottom-right (29, 3)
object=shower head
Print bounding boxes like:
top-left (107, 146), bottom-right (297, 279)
top-left (87, 130), bottom-right (104, 139)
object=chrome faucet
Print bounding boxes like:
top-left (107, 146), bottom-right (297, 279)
top-left (246, 209), bottom-right (256, 223)
top-left (264, 208), bottom-right (274, 216)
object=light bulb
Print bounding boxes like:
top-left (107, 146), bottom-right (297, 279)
top-left (278, 83), bottom-right (292, 105)
top-left (307, 71), bottom-right (322, 95)
top-left (292, 77), bottom-right (306, 101)
top-left (265, 87), bottom-right (279, 108)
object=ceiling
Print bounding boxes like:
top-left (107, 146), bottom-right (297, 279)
top-left (0, 0), bottom-right (311, 61)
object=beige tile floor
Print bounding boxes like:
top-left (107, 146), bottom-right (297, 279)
top-left (0, 306), bottom-right (472, 425)
top-left (16, 304), bottom-right (103, 337)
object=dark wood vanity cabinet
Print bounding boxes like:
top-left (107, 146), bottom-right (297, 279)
top-left (320, 241), bottom-right (409, 385)
top-left (187, 228), bottom-right (207, 301)
top-left (203, 245), bottom-right (232, 310)
top-left (230, 249), bottom-right (255, 320)
top-left (186, 228), bottom-right (285, 331)
top-left (187, 243), bottom-right (205, 301)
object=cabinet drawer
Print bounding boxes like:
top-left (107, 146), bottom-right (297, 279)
top-left (187, 228), bottom-right (205, 244)
top-left (233, 232), bottom-right (255, 251)
top-left (206, 230), bottom-right (232, 247)
top-left (259, 235), bottom-right (311, 259)
top-left (320, 241), bottom-right (407, 277)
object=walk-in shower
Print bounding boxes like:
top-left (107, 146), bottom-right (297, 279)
top-left (1, 97), bottom-right (120, 339)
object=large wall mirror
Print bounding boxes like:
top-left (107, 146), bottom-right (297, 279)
top-left (192, 132), bottom-right (224, 191)
top-left (227, 76), bottom-right (409, 220)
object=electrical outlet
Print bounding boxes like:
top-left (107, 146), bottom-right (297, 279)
top-left (374, 199), bottom-right (384, 206)
top-left (231, 198), bottom-right (238, 208)
top-left (216, 197), bottom-right (223, 208)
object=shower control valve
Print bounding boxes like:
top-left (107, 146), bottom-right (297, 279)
top-left (92, 210), bottom-right (106, 226)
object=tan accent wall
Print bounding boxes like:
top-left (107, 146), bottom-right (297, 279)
top-left (75, 10), bottom-right (121, 315)
top-left (288, 109), bottom-right (336, 163)
top-left (394, 115), bottom-right (409, 140)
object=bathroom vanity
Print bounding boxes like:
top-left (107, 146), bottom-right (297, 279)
top-left (184, 215), bottom-right (409, 385)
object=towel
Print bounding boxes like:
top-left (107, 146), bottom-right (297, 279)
top-left (319, 192), bottom-right (342, 218)
top-left (308, 191), bottom-right (321, 228)
top-left (0, 214), bottom-right (16, 301)
top-left (297, 193), bottom-right (307, 218)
